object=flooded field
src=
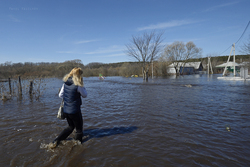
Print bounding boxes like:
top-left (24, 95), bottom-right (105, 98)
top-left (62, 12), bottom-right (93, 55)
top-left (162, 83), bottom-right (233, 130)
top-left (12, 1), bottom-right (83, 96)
top-left (1, 75), bottom-right (250, 167)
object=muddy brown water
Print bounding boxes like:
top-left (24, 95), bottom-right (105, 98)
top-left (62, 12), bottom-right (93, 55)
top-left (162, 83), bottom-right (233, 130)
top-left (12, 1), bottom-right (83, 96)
top-left (1, 75), bottom-right (250, 167)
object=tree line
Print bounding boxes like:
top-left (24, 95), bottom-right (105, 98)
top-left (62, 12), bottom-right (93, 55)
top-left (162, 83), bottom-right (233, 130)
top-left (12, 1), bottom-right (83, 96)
top-left (1, 54), bottom-right (249, 80)
top-left (0, 59), bottom-right (170, 79)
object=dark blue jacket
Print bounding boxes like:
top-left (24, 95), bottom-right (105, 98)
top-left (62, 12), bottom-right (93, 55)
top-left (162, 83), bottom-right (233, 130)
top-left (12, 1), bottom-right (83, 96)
top-left (63, 77), bottom-right (82, 114)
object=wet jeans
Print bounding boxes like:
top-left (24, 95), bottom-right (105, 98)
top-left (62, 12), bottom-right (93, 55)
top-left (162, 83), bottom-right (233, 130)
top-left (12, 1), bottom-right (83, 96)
top-left (55, 112), bottom-right (83, 142)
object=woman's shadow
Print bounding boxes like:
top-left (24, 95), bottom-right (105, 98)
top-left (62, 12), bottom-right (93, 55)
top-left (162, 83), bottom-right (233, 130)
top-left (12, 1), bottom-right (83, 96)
top-left (82, 126), bottom-right (138, 142)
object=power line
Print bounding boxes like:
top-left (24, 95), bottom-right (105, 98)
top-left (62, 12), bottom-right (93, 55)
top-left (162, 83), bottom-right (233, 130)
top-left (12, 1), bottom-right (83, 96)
top-left (235, 20), bottom-right (250, 44)
top-left (220, 20), bottom-right (250, 56)
top-left (220, 45), bottom-right (233, 56)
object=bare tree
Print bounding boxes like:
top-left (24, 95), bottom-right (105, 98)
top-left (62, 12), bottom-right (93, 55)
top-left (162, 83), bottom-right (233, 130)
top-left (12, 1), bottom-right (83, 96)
top-left (240, 34), bottom-right (250, 55)
top-left (161, 41), bottom-right (202, 75)
top-left (126, 31), bottom-right (164, 81)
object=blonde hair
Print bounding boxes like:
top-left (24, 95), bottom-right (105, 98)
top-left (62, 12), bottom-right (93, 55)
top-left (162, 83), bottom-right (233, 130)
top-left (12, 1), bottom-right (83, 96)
top-left (63, 67), bottom-right (84, 87)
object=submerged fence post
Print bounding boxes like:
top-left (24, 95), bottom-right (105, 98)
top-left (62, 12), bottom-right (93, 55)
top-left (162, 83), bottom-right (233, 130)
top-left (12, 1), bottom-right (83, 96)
top-left (12, 80), bottom-right (15, 95)
top-left (18, 76), bottom-right (22, 97)
top-left (29, 80), bottom-right (33, 96)
top-left (8, 78), bottom-right (11, 95)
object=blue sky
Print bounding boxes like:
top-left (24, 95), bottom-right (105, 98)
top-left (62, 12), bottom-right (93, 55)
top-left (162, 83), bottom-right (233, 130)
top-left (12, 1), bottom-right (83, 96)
top-left (1, 0), bottom-right (250, 65)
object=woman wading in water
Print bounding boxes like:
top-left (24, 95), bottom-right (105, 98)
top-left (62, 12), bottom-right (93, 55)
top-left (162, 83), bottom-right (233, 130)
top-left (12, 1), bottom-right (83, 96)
top-left (51, 67), bottom-right (87, 148)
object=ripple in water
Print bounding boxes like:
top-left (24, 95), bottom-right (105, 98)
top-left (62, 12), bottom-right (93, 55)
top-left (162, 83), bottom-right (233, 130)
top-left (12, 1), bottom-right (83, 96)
top-left (1, 75), bottom-right (250, 166)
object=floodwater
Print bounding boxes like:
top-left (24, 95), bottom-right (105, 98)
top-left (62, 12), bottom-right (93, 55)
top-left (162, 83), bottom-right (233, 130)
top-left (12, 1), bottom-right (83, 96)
top-left (1, 75), bottom-right (250, 167)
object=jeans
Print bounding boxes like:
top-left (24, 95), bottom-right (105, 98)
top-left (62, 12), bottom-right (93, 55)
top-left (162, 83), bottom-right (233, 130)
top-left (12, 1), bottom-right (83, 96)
top-left (55, 111), bottom-right (83, 142)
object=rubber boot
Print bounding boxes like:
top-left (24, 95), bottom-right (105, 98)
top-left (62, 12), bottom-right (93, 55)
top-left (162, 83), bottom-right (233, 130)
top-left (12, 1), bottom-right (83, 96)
top-left (50, 127), bottom-right (73, 148)
top-left (74, 132), bottom-right (83, 143)
top-left (49, 139), bottom-right (59, 149)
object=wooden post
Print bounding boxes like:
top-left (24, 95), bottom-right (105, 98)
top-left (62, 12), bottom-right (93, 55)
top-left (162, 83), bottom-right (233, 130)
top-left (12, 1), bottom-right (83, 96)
top-left (18, 76), bottom-right (22, 96)
top-left (8, 78), bottom-right (11, 95)
top-left (29, 80), bottom-right (33, 96)
top-left (12, 81), bottom-right (15, 95)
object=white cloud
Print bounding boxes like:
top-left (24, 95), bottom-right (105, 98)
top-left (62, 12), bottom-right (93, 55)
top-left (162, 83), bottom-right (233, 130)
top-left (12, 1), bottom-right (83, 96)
top-left (84, 45), bottom-right (125, 55)
top-left (75, 39), bottom-right (100, 44)
top-left (56, 51), bottom-right (75, 54)
top-left (56, 45), bottom-right (126, 56)
top-left (137, 20), bottom-right (199, 31)
top-left (204, 1), bottom-right (240, 12)
top-left (96, 53), bottom-right (125, 58)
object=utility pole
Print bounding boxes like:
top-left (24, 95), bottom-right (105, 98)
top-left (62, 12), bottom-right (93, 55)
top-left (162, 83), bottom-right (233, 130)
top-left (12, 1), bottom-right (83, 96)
top-left (208, 57), bottom-right (209, 75)
top-left (207, 57), bottom-right (213, 74)
top-left (223, 43), bottom-right (235, 76)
